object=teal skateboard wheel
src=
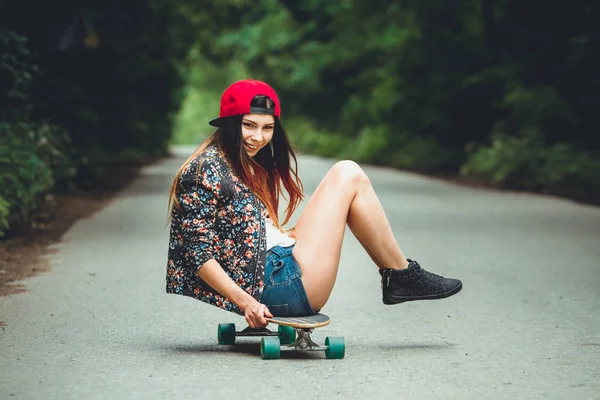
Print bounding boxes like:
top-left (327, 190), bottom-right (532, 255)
top-left (218, 323), bottom-right (236, 345)
top-left (278, 325), bottom-right (296, 345)
top-left (261, 337), bottom-right (281, 359)
top-left (325, 336), bottom-right (345, 359)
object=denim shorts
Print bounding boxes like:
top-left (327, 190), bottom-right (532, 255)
top-left (261, 245), bottom-right (317, 317)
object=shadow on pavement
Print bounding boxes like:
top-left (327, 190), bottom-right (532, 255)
top-left (168, 342), bottom-right (258, 356)
top-left (162, 340), bottom-right (456, 360)
top-left (165, 342), bottom-right (336, 360)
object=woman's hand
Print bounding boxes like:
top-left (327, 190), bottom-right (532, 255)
top-left (243, 300), bottom-right (273, 328)
top-left (197, 260), bottom-right (273, 327)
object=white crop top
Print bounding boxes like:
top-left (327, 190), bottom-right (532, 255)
top-left (265, 218), bottom-right (296, 250)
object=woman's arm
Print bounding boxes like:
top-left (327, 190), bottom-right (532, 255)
top-left (198, 259), bottom-right (272, 328)
top-left (178, 159), bottom-right (271, 327)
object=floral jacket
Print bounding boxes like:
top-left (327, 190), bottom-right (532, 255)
top-left (166, 145), bottom-right (268, 315)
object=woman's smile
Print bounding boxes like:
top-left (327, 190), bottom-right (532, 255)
top-left (244, 142), bottom-right (259, 151)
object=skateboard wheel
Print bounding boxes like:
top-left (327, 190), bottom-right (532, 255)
top-left (278, 326), bottom-right (296, 345)
top-left (261, 337), bottom-right (281, 360)
top-left (325, 337), bottom-right (345, 359)
top-left (218, 323), bottom-right (236, 345)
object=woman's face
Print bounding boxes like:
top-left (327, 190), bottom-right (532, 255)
top-left (241, 114), bottom-right (275, 157)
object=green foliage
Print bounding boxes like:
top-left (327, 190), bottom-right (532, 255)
top-left (1, 0), bottom-right (197, 236)
top-left (284, 117), bottom-right (345, 159)
top-left (0, 29), bottom-right (38, 120)
top-left (173, 0), bottom-right (599, 203)
top-left (387, 135), bottom-right (459, 173)
top-left (495, 84), bottom-right (569, 140)
top-left (5, 0), bottom-right (185, 157)
top-left (0, 197), bottom-right (10, 234)
top-left (283, 118), bottom-right (455, 173)
top-left (346, 127), bottom-right (390, 164)
top-left (3, 0), bottom-right (597, 210)
top-left (458, 82), bottom-right (598, 200)
top-left (171, 53), bottom-right (250, 145)
top-left (461, 133), bottom-right (600, 201)
top-left (0, 122), bottom-right (75, 236)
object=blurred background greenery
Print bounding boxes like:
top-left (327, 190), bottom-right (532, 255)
top-left (1, 0), bottom-right (599, 237)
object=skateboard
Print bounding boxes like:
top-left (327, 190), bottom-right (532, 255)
top-left (217, 313), bottom-right (345, 360)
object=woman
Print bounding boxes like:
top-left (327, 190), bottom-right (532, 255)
top-left (167, 79), bottom-right (462, 329)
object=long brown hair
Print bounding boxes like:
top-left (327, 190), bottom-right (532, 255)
top-left (168, 95), bottom-right (304, 230)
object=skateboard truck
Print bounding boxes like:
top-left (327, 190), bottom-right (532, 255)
top-left (286, 328), bottom-right (325, 351)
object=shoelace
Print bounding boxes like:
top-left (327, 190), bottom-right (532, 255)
top-left (419, 267), bottom-right (445, 285)
top-left (384, 264), bottom-right (446, 286)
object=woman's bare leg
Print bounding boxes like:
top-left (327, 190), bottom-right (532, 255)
top-left (291, 160), bottom-right (409, 311)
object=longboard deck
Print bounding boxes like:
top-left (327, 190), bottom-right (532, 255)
top-left (265, 313), bottom-right (330, 329)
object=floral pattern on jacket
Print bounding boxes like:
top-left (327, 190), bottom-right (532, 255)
top-left (166, 145), bottom-right (267, 315)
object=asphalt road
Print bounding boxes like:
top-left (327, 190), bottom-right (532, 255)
top-left (1, 146), bottom-right (599, 400)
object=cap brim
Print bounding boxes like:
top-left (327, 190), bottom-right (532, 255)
top-left (208, 118), bottom-right (221, 127)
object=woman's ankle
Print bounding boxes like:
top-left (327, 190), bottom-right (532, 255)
top-left (380, 258), bottom-right (409, 270)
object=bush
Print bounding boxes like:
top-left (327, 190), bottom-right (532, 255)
top-left (387, 134), bottom-right (459, 172)
top-left (461, 133), bottom-right (600, 202)
top-left (344, 126), bottom-right (390, 165)
top-left (285, 117), bottom-right (347, 158)
top-left (0, 121), bottom-right (75, 236)
top-left (0, 29), bottom-right (38, 120)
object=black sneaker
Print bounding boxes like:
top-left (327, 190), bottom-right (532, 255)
top-left (379, 260), bottom-right (462, 305)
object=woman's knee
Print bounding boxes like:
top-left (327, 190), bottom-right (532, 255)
top-left (329, 160), bottom-right (370, 186)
